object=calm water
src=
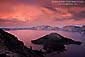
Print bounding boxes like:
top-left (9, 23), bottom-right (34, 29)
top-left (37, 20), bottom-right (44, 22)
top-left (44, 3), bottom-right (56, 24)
top-left (7, 30), bottom-right (85, 57)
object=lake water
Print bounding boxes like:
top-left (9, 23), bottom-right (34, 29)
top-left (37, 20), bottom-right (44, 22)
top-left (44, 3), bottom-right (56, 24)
top-left (7, 30), bottom-right (85, 57)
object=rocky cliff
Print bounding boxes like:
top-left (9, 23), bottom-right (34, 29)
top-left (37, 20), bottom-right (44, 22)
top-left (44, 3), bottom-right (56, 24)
top-left (0, 28), bottom-right (44, 57)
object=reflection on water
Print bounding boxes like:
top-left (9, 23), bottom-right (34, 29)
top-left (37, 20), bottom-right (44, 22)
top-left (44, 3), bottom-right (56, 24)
top-left (7, 30), bottom-right (85, 57)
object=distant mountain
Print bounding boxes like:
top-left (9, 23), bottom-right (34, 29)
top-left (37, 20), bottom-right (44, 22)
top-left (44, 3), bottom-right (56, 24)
top-left (61, 25), bottom-right (85, 34)
top-left (0, 25), bottom-right (85, 34)
top-left (0, 27), bottom-right (32, 30)
top-left (80, 25), bottom-right (85, 34)
top-left (0, 26), bottom-right (60, 31)
top-left (61, 26), bottom-right (81, 32)
top-left (31, 25), bottom-right (60, 30)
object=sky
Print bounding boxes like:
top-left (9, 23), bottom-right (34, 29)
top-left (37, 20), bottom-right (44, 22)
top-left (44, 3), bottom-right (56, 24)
top-left (0, 0), bottom-right (85, 27)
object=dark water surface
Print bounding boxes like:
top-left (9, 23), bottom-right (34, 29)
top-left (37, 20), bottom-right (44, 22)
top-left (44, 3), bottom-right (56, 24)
top-left (7, 30), bottom-right (85, 57)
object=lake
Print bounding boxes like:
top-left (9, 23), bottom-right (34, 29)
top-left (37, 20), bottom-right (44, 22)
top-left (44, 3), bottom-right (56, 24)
top-left (7, 30), bottom-right (85, 57)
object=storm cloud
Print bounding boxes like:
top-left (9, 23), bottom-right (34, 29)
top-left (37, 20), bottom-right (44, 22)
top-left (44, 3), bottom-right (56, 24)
top-left (0, 0), bottom-right (85, 27)
top-left (69, 10), bottom-right (85, 20)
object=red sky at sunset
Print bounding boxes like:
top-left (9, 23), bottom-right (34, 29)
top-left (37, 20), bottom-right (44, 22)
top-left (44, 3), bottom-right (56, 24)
top-left (0, 0), bottom-right (85, 27)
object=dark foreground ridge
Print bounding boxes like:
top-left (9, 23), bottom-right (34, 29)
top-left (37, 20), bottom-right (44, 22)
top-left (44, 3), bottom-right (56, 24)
top-left (31, 33), bottom-right (82, 54)
top-left (0, 28), bottom-right (44, 57)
